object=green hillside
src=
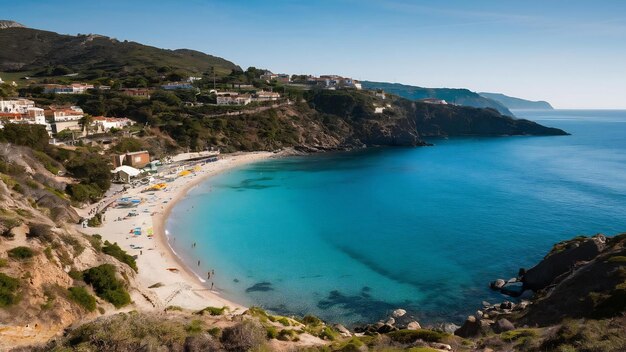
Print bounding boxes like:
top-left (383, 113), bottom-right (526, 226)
top-left (0, 25), bottom-right (240, 77)
top-left (479, 92), bottom-right (554, 110)
top-left (362, 81), bottom-right (514, 117)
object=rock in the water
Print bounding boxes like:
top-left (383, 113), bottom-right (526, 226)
top-left (385, 317), bottom-right (395, 325)
top-left (476, 310), bottom-right (484, 318)
top-left (493, 318), bottom-right (515, 333)
top-left (392, 308), bottom-right (407, 318)
top-left (406, 321), bottom-right (421, 330)
top-left (455, 315), bottom-right (483, 338)
top-left (490, 279), bottom-right (506, 290)
top-left (482, 301), bottom-right (491, 307)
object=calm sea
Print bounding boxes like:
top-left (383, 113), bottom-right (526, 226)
top-left (166, 109), bottom-right (626, 326)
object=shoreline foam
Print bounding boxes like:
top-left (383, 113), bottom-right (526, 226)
top-left (80, 151), bottom-right (275, 312)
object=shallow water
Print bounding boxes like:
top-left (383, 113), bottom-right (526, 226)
top-left (167, 109), bottom-right (626, 325)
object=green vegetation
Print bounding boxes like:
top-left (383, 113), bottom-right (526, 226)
top-left (68, 269), bottom-right (83, 281)
top-left (26, 223), bottom-right (54, 242)
top-left (0, 27), bottom-right (239, 81)
top-left (195, 306), bottom-right (227, 316)
top-left (85, 234), bottom-right (103, 252)
top-left (608, 256), bottom-right (626, 264)
top-left (266, 325), bottom-right (278, 339)
top-left (500, 328), bottom-right (538, 342)
top-left (102, 241), bottom-right (138, 272)
top-left (387, 329), bottom-right (448, 343)
top-left (0, 124), bottom-right (50, 151)
top-left (87, 213), bottom-right (102, 227)
top-left (0, 273), bottom-right (20, 307)
top-left (185, 319), bottom-right (204, 334)
top-left (220, 320), bottom-right (266, 352)
top-left (68, 286), bottom-right (97, 312)
top-left (82, 264), bottom-right (131, 308)
top-left (277, 328), bottom-right (298, 341)
top-left (8, 246), bottom-right (35, 260)
top-left (32, 150), bottom-right (61, 175)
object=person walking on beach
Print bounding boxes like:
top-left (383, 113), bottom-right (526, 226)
top-left (197, 260), bottom-right (200, 266)
top-left (211, 282), bottom-right (214, 290)
top-left (207, 272), bottom-right (211, 280)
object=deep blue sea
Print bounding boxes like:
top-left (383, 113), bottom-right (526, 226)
top-left (166, 109), bottom-right (626, 326)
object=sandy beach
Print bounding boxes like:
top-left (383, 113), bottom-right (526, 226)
top-left (78, 151), bottom-right (275, 312)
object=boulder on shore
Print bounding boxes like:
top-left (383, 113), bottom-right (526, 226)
top-left (454, 315), bottom-right (483, 338)
top-left (493, 318), bottom-right (515, 333)
top-left (392, 308), bottom-right (407, 318)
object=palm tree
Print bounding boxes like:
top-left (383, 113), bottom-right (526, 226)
top-left (79, 114), bottom-right (93, 137)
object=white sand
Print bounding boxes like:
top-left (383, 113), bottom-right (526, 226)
top-left (79, 151), bottom-right (275, 312)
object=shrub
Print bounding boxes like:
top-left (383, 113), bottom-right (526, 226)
top-left (82, 264), bottom-right (131, 308)
top-left (0, 273), bottom-right (20, 307)
top-left (61, 234), bottom-right (85, 256)
top-left (33, 150), bottom-right (61, 175)
top-left (276, 317), bottom-right (291, 326)
top-left (27, 223), bottom-right (54, 242)
top-left (67, 183), bottom-right (103, 203)
top-left (195, 306), bottom-right (226, 316)
top-left (185, 319), bottom-right (204, 334)
top-left (266, 326), bottom-right (278, 339)
top-left (277, 328), bottom-right (297, 341)
top-left (68, 269), bottom-right (83, 281)
top-left (319, 326), bottom-right (339, 341)
top-left (608, 256), bottom-right (626, 264)
top-left (68, 286), bottom-right (97, 312)
top-left (8, 246), bottom-right (35, 260)
top-left (0, 258), bottom-right (7, 267)
top-left (501, 328), bottom-right (538, 342)
top-left (12, 183), bottom-right (24, 194)
top-left (44, 246), bottom-right (54, 261)
top-left (302, 315), bottom-right (323, 326)
top-left (207, 327), bottom-right (222, 339)
top-left (102, 241), bottom-right (138, 272)
top-left (85, 234), bottom-right (102, 252)
top-left (87, 214), bottom-right (102, 227)
top-left (388, 329), bottom-right (447, 343)
top-left (220, 320), bottom-right (266, 352)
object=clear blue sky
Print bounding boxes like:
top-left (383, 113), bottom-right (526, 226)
top-left (4, 0), bottom-right (626, 108)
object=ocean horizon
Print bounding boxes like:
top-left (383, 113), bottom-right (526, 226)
top-left (166, 109), bottom-right (626, 326)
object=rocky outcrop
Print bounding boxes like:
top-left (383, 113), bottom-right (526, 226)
top-left (521, 235), bottom-right (606, 291)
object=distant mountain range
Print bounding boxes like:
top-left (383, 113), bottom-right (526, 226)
top-left (479, 92), bottom-right (554, 110)
top-left (362, 81), bottom-right (515, 116)
top-left (0, 21), bottom-right (240, 75)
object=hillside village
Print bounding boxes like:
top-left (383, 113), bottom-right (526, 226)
top-left (0, 70), bottom-right (371, 142)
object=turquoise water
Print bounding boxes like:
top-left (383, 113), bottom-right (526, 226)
top-left (167, 110), bottom-right (626, 325)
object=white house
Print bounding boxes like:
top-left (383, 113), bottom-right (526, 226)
top-left (216, 92), bottom-right (252, 106)
top-left (0, 99), bottom-right (51, 133)
top-left (0, 98), bottom-right (36, 114)
top-left (45, 106), bottom-right (85, 134)
top-left (253, 90), bottom-right (281, 102)
top-left (375, 90), bottom-right (386, 99)
top-left (92, 116), bottom-right (134, 132)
